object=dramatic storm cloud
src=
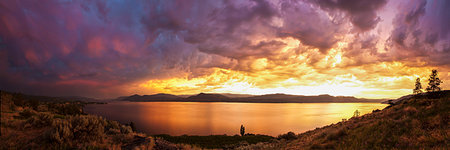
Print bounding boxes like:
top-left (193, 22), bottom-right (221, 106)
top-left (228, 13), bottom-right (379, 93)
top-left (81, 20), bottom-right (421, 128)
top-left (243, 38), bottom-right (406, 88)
top-left (0, 0), bottom-right (449, 98)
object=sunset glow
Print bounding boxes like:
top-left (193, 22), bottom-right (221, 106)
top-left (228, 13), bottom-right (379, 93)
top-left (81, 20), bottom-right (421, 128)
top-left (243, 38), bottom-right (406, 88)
top-left (0, 0), bottom-right (449, 99)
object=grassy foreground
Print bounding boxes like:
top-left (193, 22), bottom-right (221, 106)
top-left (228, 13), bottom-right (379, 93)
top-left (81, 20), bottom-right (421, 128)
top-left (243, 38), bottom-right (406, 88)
top-left (2, 90), bottom-right (448, 149)
top-left (0, 91), bottom-right (274, 149)
top-left (0, 91), bottom-right (157, 149)
top-left (238, 91), bottom-right (450, 149)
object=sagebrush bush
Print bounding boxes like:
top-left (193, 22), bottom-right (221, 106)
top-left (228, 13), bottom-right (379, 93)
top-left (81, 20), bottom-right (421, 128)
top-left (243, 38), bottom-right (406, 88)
top-left (49, 115), bottom-right (108, 145)
top-left (106, 120), bottom-right (120, 131)
top-left (120, 125), bottom-right (133, 134)
top-left (2, 91), bottom-right (155, 149)
top-left (25, 112), bottom-right (53, 128)
top-left (50, 119), bottom-right (73, 144)
top-left (70, 115), bottom-right (107, 142)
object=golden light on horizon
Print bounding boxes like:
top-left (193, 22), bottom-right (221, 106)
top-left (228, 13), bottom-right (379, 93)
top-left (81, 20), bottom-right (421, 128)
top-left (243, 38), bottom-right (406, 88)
top-left (133, 58), bottom-right (447, 99)
top-left (129, 35), bottom-right (449, 99)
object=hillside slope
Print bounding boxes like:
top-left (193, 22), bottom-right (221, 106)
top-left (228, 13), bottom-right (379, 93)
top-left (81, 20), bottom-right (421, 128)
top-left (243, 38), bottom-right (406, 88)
top-left (0, 91), bottom-right (197, 149)
top-left (239, 91), bottom-right (450, 149)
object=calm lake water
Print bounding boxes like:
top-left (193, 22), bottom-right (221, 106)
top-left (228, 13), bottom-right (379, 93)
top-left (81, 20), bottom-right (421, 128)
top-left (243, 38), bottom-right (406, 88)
top-left (84, 102), bottom-right (386, 136)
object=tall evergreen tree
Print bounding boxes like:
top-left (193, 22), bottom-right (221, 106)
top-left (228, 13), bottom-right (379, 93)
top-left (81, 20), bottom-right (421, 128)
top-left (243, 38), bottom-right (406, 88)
top-left (426, 70), bottom-right (443, 92)
top-left (413, 78), bottom-right (422, 94)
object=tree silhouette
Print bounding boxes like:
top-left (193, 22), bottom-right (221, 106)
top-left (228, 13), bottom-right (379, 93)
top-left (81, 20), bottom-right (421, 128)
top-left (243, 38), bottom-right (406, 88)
top-left (426, 70), bottom-right (443, 92)
top-left (240, 125), bottom-right (245, 136)
top-left (353, 109), bottom-right (360, 118)
top-left (413, 78), bottom-right (423, 94)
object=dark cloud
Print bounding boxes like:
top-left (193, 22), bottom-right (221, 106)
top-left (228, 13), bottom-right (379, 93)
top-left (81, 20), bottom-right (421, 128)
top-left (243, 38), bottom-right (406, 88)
top-left (312, 0), bottom-right (387, 31)
top-left (0, 0), bottom-right (285, 97)
top-left (0, 0), bottom-right (448, 98)
top-left (0, 0), bottom-right (203, 97)
top-left (277, 0), bottom-right (344, 52)
top-left (342, 33), bottom-right (380, 66)
top-left (384, 0), bottom-right (450, 66)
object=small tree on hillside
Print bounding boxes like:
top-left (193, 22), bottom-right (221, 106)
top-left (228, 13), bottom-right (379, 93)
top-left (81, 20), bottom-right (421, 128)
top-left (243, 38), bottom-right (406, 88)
top-left (240, 125), bottom-right (245, 136)
top-left (353, 109), bottom-right (360, 118)
top-left (426, 70), bottom-right (443, 92)
top-left (413, 78), bottom-right (423, 94)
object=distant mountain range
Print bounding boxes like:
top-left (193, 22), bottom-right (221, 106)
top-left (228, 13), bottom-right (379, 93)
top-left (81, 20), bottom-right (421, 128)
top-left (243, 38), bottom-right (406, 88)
top-left (119, 93), bottom-right (385, 103)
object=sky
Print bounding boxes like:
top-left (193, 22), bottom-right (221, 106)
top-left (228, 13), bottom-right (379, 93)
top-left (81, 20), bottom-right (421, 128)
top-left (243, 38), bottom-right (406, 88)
top-left (0, 0), bottom-right (449, 99)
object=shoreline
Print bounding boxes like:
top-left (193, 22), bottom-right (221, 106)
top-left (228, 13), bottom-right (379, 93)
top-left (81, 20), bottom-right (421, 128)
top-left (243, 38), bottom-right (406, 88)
top-left (114, 100), bottom-right (386, 104)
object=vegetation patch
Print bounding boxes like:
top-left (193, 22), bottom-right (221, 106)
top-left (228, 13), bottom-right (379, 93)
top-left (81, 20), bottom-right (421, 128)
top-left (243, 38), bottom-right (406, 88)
top-left (0, 91), bottom-right (155, 149)
top-left (154, 134), bottom-right (274, 149)
top-left (239, 90), bottom-right (450, 149)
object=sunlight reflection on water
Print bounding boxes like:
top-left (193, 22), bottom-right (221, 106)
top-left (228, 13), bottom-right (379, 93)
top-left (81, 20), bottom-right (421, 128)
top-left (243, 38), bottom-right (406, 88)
top-left (84, 102), bottom-right (386, 136)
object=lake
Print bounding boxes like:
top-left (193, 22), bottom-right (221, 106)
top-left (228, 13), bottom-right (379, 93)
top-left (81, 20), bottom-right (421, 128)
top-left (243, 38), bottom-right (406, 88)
top-left (84, 102), bottom-right (386, 136)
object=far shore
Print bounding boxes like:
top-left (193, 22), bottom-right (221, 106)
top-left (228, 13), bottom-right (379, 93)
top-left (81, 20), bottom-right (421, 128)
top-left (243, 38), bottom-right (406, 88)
top-left (112, 100), bottom-right (385, 103)
top-left (117, 93), bottom-right (386, 103)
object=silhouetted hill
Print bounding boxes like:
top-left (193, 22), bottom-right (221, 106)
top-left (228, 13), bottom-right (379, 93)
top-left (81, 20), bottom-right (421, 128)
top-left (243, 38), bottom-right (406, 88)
top-left (236, 94), bottom-right (383, 103)
top-left (177, 93), bottom-right (254, 98)
top-left (119, 93), bottom-right (384, 103)
top-left (185, 93), bottom-right (230, 101)
top-left (211, 93), bottom-right (255, 98)
top-left (120, 93), bottom-right (182, 102)
top-left (239, 90), bottom-right (450, 149)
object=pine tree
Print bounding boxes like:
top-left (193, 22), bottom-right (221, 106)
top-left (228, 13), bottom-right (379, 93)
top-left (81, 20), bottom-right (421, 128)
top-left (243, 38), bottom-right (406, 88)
top-left (413, 78), bottom-right (422, 94)
top-left (426, 70), bottom-right (443, 92)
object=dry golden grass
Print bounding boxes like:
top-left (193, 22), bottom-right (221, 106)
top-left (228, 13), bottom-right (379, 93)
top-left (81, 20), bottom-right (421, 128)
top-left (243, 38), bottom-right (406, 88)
top-left (240, 91), bottom-right (450, 149)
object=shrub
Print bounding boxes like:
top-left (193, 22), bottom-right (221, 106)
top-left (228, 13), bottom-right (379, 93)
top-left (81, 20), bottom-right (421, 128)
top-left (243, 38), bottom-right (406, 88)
top-left (126, 122), bottom-right (136, 132)
top-left (50, 119), bottom-right (73, 144)
top-left (277, 132), bottom-right (298, 140)
top-left (106, 120), bottom-right (121, 134)
top-left (48, 115), bottom-right (108, 145)
top-left (19, 109), bottom-right (36, 119)
top-left (47, 103), bottom-right (83, 115)
top-left (25, 112), bottom-right (53, 128)
top-left (70, 115), bottom-right (107, 143)
top-left (120, 125), bottom-right (133, 134)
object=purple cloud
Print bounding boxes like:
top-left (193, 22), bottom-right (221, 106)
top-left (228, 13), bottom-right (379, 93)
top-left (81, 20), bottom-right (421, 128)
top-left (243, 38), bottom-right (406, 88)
top-left (0, 0), bottom-right (448, 98)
